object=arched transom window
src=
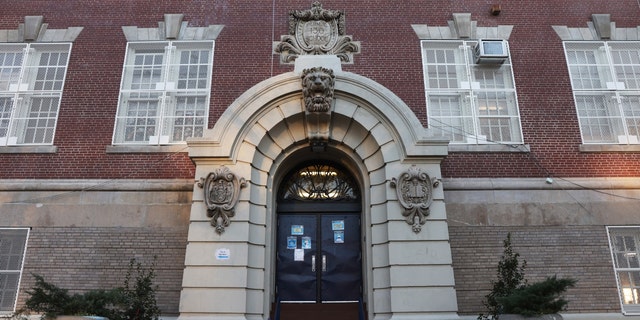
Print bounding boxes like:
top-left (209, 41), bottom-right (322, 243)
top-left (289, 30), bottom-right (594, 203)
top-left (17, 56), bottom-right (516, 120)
top-left (279, 163), bottom-right (359, 201)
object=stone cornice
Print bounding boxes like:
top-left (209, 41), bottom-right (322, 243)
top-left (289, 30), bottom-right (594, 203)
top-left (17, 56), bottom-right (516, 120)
top-left (443, 177), bottom-right (640, 191)
top-left (0, 15), bottom-right (83, 43)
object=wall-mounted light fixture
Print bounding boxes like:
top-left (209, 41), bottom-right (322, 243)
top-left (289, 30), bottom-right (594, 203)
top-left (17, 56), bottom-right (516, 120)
top-left (491, 4), bottom-right (502, 16)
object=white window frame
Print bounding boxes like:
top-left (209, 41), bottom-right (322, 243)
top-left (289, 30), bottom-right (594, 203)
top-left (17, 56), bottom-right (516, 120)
top-left (0, 228), bottom-right (29, 313)
top-left (607, 226), bottom-right (640, 315)
top-left (564, 41), bottom-right (640, 145)
top-left (421, 40), bottom-right (523, 145)
top-left (112, 40), bottom-right (214, 145)
top-left (0, 43), bottom-right (71, 146)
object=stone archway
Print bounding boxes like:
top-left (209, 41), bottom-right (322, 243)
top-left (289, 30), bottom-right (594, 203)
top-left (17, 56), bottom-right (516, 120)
top-left (179, 57), bottom-right (459, 320)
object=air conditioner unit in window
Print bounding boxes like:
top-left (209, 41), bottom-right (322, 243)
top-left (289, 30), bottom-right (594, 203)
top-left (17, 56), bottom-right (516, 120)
top-left (474, 39), bottom-right (508, 64)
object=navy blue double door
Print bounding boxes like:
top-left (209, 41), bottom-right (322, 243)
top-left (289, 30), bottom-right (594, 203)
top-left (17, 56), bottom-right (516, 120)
top-left (276, 210), bottom-right (362, 303)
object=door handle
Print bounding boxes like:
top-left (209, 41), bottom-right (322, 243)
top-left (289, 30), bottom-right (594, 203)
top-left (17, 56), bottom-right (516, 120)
top-left (322, 255), bottom-right (326, 272)
top-left (312, 255), bottom-right (316, 272)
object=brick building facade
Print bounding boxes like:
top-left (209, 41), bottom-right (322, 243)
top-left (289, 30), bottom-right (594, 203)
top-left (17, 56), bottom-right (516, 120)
top-left (1, 1), bottom-right (640, 319)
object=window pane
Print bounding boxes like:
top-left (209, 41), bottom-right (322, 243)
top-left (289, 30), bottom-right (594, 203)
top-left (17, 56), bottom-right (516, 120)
top-left (565, 42), bottom-right (612, 90)
top-left (575, 93), bottom-right (624, 143)
top-left (0, 229), bottom-right (29, 312)
top-left (0, 96), bottom-right (14, 138)
top-left (621, 94), bottom-right (640, 139)
top-left (174, 49), bottom-right (210, 90)
top-left (24, 43), bottom-right (71, 91)
top-left (10, 93), bottom-right (60, 144)
top-left (164, 94), bottom-right (207, 142)
top-left (476, 91), bottom-right (518, 116)
top-left (0, 273), bottom-right (20, 312)
top-left (618, 271), bottom-right (640, 305)
top-left (422, 41), bottom-right (467, 90)
top-left (609, 42), bottom-right (640, 90)
top-left (0, 45), bottom-right (26, 92)
top-left (471, 64), bottom-right (514, 90)
top-left (427, 93), bottom-right (472, 142)
top-left (115, 92), bottom-right (160, 143)
top-left (128, 53), bottom-right (164, 90)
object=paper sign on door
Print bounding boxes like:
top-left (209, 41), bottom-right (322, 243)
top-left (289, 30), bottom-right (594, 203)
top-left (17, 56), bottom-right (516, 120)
top-left (294, 249), bottom-right (304, 261)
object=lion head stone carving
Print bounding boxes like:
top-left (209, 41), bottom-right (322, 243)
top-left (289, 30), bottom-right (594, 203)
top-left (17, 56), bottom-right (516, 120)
top-left (301, 67), bottom-right (335, 112)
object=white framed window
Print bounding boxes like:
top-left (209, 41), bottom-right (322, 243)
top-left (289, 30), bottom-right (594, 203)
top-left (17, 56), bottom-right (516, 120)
top-left (0, 228), bottom-right (29, 313)
top-left (607, 226), bottom-right (640, 315)
top-left (421, 40), bottom-right (523, 144)
top-left (113, 41), bottom-right (214, 145)
top-left (564, 41), bottom-right (640, 144)
top-left (0, 43), bottom-right (71, 146)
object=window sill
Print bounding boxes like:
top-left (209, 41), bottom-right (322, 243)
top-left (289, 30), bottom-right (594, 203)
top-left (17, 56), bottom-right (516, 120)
top-left (580, 144), bottom-right (640, 152)
top-left (448, 144), bottom-right (530, 153)
top-left (0, 145), bottom-right (57, 153)
top-left (106, 144), bottom-right (189, 153)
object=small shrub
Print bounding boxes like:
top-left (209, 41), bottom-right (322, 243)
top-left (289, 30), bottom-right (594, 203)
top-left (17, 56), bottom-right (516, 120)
top-left (19, 257), bottom-right (160, 320)
top-left (499, 275), bottom-right (577, 316)
top-left (21, 274), bottom-right (121, 319)
top-left (478, 233), bottom-right (577, 319)
top-left (22, 273), bottom-right (73, 319)
top-left (118, 258), bottom-right (161, 320)
top-left (478, 233), bottom-right (527, 320)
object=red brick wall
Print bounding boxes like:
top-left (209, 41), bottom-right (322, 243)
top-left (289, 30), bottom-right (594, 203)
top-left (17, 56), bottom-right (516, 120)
top-left (450, 226), bottom-right (621, 315)
top-left (2, 0), bottom-right (640, 179)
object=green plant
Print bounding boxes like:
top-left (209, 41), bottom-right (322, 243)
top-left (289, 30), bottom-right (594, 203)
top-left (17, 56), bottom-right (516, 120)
top-left (118, 257), bottom-right (161, 320)
top-left (478, 232), bottom-right (527, 320)
top-left (22, 273), bottom-right (73, 319)
top-left (499, 275), bottom-right (577, 316)
top-left (19, 257), bottom-right (160, 320)
top-left (20, 274), bottom-right (121, 319)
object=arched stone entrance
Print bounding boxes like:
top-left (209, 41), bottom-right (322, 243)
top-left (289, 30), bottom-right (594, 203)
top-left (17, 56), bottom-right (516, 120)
top-left (179, 57), bottom-right (459, 320)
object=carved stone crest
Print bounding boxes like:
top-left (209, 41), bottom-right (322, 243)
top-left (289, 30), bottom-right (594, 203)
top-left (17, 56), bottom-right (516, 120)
top-left (390, 166), bottom-right (439, 233)
top-left (199, 167), bottom-right (247, 234)
top-left (274, 1), bottom-right (361, 64)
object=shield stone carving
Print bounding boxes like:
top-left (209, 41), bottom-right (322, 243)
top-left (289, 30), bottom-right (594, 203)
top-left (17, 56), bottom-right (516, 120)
top-left (200, 166), bottom-right (247, 234)
top-left (390, 166), bottom-right (439, 233)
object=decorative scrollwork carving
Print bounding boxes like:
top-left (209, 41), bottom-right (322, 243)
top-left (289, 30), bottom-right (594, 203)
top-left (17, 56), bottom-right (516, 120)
top-left (274, 1), bottom-right (361, 64)
top-left (390, 166), bottom-right (439, 233)
top-left (200, 167), bottom-right (247, 234)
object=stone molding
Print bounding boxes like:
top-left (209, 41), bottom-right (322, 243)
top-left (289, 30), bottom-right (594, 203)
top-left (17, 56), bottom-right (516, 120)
top-left (442, 177), bottom-right (640, 190)
top-left (188, 69), bottom-right (449, 162)
top-left (553, 13), bottom-right (640, 41)
top-left (0, 15), bottom-right (83, 43)
top-left (0, 179), bottom-right (194, 191)
top-left (122, 14), bottom-right (224, 41)
top-left (412, 13), bottom-right (513, 40)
